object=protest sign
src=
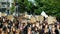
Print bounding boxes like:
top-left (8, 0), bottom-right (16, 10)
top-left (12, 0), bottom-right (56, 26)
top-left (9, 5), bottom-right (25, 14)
top-left (7, 15), bottom-right (14, 21)
top-left (47, 16), bottom-right (57, 24)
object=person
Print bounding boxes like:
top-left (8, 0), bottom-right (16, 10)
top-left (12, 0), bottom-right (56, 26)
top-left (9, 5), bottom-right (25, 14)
top-left (51, 26), bottom-right (56, 34)
top-left (12, 26), bottom-right (16, 34)
top-left (43, 25), bottom-right (49, 34)
top-left (0, 28), bottom-right (2, 34)
top-left (23, 22), bottom-right (31, 34)
top-left (15, 29), bottom-right (20, 34)
top-left (28, 27), bottom-right (32, 34)
top-left (34, 27), bottom-right (39, 34)
top-left (38, 24), bottom-right (44, 34)
top-left (56, 24), bottom-right (60, 34)
top-left (1, 31), bottom-right (5, 34)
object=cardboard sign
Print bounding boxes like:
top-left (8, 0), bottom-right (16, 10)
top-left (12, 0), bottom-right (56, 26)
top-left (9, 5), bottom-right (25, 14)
top-left (7, 15), bottom-right (14, 21)
top-left (35, 15), bottom-right (44, 21)
top-left (1, 13), bottom-right (7, 16)
top-left (35, 15), bottom-right (39, 21)
top-left (30, 16), bottom-right (36, 23)
top-left (47, 16), bottom-right (57, 24)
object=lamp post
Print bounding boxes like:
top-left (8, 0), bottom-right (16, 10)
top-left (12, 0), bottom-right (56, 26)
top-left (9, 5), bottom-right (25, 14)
top-left (16, 6), bottom-right (18, 16)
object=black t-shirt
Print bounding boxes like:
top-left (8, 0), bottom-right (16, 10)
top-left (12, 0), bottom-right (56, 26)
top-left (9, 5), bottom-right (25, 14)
top-left (55, 29), bottom-right (59, 34)
top-left (0, 23), bottom-right (3, 28)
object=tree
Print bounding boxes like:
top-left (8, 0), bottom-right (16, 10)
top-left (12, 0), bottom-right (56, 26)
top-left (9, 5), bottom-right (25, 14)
top-left (13, 0), bottom-right (60, 20)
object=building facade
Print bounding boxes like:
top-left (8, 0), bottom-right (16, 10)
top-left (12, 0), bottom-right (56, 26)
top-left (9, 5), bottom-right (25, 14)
top-left (0, 0), bottom-right (14, 13)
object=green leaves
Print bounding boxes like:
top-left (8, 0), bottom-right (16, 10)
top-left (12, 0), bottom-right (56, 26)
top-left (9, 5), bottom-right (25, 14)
top-left (13, 0), bottom-right (60, 19)
top-left (10, 5), bottom-right (15, 14)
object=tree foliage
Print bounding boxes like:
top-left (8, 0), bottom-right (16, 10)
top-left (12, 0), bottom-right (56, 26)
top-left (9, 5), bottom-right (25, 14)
top-left (13, 0), bottom-right (60, 20)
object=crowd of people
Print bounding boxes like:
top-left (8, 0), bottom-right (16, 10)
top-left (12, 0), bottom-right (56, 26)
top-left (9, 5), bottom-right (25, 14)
top-left (0, 15), bottom-right (60, 34)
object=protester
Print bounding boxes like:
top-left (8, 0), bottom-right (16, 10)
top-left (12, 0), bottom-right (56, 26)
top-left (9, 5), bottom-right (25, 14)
top-left (0, 14), bottom-right (59, 34)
